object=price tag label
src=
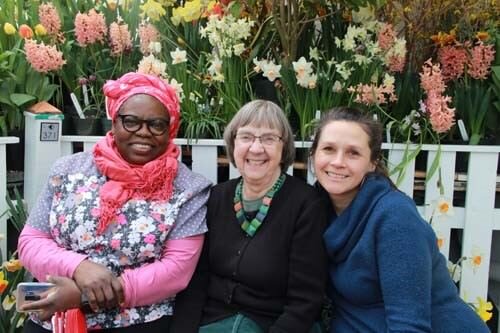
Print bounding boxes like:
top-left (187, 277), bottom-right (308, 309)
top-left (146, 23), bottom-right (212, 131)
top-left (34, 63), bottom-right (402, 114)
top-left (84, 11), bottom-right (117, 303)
top-left (40, 122), bottom-right (59, 142)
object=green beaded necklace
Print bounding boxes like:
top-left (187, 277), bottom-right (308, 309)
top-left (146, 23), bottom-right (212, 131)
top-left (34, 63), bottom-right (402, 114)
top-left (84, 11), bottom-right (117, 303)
top-left (233, 174), bottom-right (286, 237)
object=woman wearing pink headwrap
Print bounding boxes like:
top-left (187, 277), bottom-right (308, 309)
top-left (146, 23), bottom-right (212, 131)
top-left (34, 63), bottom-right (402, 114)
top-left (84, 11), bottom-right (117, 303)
top-left (18, 72), bottom-right (211, 332)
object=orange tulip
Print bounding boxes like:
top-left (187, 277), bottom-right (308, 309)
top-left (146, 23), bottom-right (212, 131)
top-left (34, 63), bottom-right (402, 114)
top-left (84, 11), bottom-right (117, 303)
top-left (19, 24), bottom-right (34, 39)
top-left (0, 272), bottom-right (8, 294)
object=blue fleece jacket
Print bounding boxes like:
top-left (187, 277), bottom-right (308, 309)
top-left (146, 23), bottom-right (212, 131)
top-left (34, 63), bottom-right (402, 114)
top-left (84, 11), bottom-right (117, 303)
top-left (324, 173), bottom-right (489, 333)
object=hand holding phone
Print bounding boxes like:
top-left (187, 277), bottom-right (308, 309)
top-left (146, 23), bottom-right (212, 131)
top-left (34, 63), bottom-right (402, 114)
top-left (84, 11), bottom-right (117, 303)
top-left (16, 276), bottom-right (82, 321)
top-left (16, 282), bottom-right (55, 312)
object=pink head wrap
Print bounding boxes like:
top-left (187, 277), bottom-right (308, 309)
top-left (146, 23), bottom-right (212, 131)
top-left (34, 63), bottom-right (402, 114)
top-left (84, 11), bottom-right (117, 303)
top-left (103, 72), bottom-right (181, 141)
top-left (93, 72), bottom-right (181, 234)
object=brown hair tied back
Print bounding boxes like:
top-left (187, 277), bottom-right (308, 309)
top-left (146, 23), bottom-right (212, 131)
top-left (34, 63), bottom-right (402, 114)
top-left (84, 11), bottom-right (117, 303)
top-left (310, 106), bottom-right (388, 177)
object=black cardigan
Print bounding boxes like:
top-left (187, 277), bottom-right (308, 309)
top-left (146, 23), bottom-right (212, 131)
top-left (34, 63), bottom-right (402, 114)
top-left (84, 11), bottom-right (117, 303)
top-left (170, 175), bottom-right (328, 333)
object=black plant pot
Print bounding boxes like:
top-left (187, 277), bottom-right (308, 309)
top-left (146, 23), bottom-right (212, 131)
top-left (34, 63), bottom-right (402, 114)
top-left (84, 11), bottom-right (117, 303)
top-left (6, 128), bottom-right (25, 171)
top-left (62, 116), bottom-right (74, 135)
top-left (251, 74), bottom-right (279, 105)
top-left (100, 118), bottom-right (112, 135)
top-left (72, 117), bottom-right (101, 136)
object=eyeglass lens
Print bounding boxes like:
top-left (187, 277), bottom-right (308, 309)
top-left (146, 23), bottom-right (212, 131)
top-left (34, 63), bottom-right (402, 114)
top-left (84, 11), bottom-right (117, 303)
top-left (119, 114), bottom-right (169, 136)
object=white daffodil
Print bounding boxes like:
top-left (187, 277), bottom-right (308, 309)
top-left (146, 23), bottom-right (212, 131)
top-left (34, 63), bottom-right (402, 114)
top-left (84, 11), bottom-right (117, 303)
top-left (447, 260), bottom-right (462, 283)
top-left (383, 73), bottom-right (395, 87)
top-left (309, 47), bottom-right (320, 61)
top-left (432, 196), bottom-right (454, 217)
top-left (336, 61), bottom-right (353, 81)
top-left (170, 48), bottom-right (187, 64)
top-left (2, 294), bottom-right (15, 310)
top-left (148, 41), bottom-right (162, 54)
top-left (292, 57), bottom-right (314, 80)
top-left (332, 80), bottom-right (343, 92)
top-left (262, 62), bottom-right (281, 81)
top-left (233, 43), bottom-right (245, 56)
top-left (468, 246), bottom-right (484, 274)
top-left (137, 55), bottom-right (167, 78)
top-left (169, 78), bottom-right (184, 101)
top-left (253, 58), bottom-right (265, 73)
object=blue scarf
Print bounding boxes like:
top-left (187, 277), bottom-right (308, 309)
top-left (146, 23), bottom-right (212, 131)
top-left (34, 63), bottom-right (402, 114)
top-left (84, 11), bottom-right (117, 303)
top-left (324, 173), bottom-right (394, 263)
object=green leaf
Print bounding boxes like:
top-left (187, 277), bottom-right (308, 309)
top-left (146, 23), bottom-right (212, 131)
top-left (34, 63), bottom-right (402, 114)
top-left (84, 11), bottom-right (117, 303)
top-left (469, 133), bottom-right (482, 145)
top-left (425, 145), bottom-right (441, 184)
top-left (10, 93), bottom-right (36, 107)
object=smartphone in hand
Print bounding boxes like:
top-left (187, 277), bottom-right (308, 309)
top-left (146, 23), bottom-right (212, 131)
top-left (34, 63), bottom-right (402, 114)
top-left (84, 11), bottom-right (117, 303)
top-left (16, 282), bottom-right (55, 312)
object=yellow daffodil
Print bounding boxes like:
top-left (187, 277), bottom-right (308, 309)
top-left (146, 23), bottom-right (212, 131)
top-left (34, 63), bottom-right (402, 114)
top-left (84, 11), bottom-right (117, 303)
top-left (2, 294), bottom-right (15, 310)
top-left (34, 24), bottom-right (47, 36)
top-left (3, 23), bottom-right (16, 35)
top-left (475, 297), bottom-right (493, 322)
top-left (172, 0), bottom-right (203, 24)
top-left (0, 272), bottom-right (9, 294)
top-left (107, 0), bottom-right (118, 11)
top-left (140, 0), bottom-right (166, 21)
top-left (4, 259), bottom-right (22, 272)
top-left (351, 5), bottom-right (375, 23)
top-left (475, 31), bottom-right (489, 41)
top-left (158, 0), bottom-right (176, 6)
top-left (430, 31), bottom-right (456, 47)
top-left (177, 37), bottom-right (186, 47)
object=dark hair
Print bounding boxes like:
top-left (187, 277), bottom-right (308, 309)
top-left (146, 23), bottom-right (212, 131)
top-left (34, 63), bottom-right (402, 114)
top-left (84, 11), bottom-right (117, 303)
top-left (310, 106), bottom-right (388, 177)
top-left (224, 100), bottom-right (295, 171)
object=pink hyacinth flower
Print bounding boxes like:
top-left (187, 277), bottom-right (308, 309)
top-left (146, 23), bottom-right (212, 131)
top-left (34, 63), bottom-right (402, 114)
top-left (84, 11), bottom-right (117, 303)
top-left (74, 9), bottom-right (107, 47)
top-left (24, 39), bottom-right (66, 73)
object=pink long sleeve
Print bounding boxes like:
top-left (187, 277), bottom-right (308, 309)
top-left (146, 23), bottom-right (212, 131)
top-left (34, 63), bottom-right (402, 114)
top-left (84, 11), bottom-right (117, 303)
top-left (120, 234), bottom-right (204, 308)
top-left (18, 225), bottom-right (88, 281)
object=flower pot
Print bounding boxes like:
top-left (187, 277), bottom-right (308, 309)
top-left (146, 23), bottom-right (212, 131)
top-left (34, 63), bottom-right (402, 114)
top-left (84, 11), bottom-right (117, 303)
top-left (100, 118), bottom-right (112, 135)
top-left (6, 129), bottom-right (24, 171)
top-left (72, 117), bottom-right (101, 136)
top-left (62, 116), bottom-right (74, 135)
top-left (251, 75), bottom-right (279, 105)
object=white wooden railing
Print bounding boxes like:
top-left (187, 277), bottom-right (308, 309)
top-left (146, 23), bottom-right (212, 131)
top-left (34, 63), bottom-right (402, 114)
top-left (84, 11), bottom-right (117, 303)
top-left (15, 113), bottom-right (500, 330)
top-left (0, 136), bottom-right (20, 257)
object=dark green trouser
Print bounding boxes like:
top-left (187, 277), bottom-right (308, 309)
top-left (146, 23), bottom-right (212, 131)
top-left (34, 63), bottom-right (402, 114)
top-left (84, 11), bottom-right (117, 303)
top-left (199, 314), bottom-right (324, 333)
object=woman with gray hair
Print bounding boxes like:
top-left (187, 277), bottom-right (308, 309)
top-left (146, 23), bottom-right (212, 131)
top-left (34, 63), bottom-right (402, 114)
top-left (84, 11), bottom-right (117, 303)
top-left (170, 100), bottom-right (328, 333)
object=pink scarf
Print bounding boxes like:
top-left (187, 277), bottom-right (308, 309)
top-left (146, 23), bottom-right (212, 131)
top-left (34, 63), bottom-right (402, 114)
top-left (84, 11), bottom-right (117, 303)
top-left (93, 73), bottom-right (181, 234)
top-left (93, 133), bottom-right (179, 233)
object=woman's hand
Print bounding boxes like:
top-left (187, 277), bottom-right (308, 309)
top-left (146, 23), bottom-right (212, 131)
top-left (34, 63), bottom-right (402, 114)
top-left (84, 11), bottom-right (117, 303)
top-left (20, 276), bottom-right (81, 321)
top-left (73, 260), bottom-right (124, 311)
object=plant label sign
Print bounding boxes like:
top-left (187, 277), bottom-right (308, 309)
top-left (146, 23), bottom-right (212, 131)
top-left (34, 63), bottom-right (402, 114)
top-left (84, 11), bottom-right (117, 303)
top-left (40, 122), bottom-right (59, 142)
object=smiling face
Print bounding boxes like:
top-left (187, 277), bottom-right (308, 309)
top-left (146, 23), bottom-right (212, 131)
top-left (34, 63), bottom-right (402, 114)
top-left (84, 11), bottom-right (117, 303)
top-left (112, 94), bottom-right (170, 165)
top-left (233, 124), bottom-right (283, 190)
top-left (313, 120), bottom-right (376, 211)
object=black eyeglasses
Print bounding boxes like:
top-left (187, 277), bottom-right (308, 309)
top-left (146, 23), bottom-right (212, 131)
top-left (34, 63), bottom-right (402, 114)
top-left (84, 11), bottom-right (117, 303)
top-left (117, 114), bottom-right (170, 136)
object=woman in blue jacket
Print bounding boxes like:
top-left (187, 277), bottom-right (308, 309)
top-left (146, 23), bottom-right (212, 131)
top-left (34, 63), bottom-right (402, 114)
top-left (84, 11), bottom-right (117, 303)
top-left (311, 106), bottom-right (489, 332)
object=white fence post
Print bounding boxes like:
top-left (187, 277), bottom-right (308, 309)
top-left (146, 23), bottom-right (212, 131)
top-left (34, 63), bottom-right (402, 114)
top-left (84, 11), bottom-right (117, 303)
top-left (460, 151), bottom-right (499, 303)
top-left (23, 112), bottom-right (64, 211)
top-left (0, 137), bottom-right (20, 257)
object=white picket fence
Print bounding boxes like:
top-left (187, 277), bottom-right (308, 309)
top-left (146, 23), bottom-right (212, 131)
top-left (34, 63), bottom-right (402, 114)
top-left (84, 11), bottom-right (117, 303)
top-left (4, 113), bottom-right (500, 330)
